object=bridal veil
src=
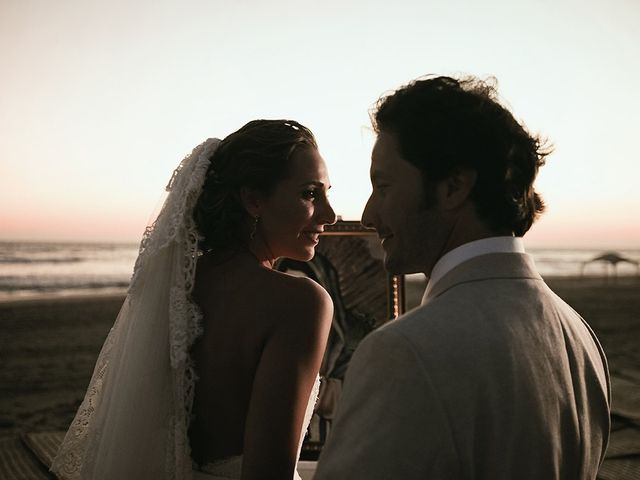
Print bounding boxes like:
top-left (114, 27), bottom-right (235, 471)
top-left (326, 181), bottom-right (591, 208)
top-left (51, 138), bottom-right (221, 480)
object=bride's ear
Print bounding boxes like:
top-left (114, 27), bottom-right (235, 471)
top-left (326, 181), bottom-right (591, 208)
top-left (240, 187), bottom-right (262, 217)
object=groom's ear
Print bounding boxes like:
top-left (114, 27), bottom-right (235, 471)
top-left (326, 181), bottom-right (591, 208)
top-left (240, 187), bottom-right (262, 217)
top-left (437, 167), bottom-right (477, 210)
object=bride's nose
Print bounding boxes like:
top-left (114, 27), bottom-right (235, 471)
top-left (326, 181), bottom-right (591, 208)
top-left (318, 198), bottom-right (337, 226)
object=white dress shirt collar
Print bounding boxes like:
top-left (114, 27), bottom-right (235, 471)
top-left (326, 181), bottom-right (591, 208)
top-left (422, 236), bottom-right (525, 304)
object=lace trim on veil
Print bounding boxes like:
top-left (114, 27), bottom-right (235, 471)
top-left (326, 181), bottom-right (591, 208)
top-left (132, 141), bottom-right (217, 475)
top-left (51, 139), bottom-right (221, 480)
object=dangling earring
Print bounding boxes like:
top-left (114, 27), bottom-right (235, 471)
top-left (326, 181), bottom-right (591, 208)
top-left (250, 215), bottom-right (260, 240)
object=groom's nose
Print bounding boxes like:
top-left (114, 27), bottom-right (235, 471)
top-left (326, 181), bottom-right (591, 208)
top-left (361, 195), bottom-right (376, 230)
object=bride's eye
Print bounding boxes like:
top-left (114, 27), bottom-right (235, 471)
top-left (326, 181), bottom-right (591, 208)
top-left (301, 189), bottom-right (317, 200)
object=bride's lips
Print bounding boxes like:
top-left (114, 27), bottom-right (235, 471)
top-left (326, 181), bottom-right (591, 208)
top-left (302, 230), bottom-right (323, 244)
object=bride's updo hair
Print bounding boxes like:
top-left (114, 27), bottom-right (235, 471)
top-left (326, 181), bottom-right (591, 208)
top-left (194, 119), bottom-right (317, 253)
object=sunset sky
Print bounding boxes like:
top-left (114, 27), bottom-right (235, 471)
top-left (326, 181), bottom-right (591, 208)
top-left (1, 0), bottom-right (639, 247)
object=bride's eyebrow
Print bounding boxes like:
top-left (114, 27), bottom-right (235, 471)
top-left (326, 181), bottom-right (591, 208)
top-left (299, 181), bottom-right (331, 189)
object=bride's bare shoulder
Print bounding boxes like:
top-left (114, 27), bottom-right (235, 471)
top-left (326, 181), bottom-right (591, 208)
top-left (261, 268), bottom-right (333, 328)
top-left (267, 267), bottom-right (331, 307)
top-left (195, 254), bottom-right (332, 331)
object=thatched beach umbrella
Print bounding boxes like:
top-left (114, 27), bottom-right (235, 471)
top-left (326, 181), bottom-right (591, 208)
top-left (581, 252), bottom-right (639, 278)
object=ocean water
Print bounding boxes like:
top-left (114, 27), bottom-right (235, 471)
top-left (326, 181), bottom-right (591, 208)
top-left (0, 242), bottom-right (139, 301)
top-left (0, 241), bottom-right (638, 301)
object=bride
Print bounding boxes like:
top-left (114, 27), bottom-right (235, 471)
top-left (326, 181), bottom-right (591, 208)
top-left (50, 120), bottom-right (337, 480)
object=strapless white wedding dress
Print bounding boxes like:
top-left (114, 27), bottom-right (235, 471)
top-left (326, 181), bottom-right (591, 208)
top-left (192, 376), bottom-right (320, 480)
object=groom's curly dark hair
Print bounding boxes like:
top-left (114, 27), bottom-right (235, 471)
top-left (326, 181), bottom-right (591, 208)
top-left (194, 119), bottom-right (317, 253)
top-left (371, 75), bottom-right (551, 237)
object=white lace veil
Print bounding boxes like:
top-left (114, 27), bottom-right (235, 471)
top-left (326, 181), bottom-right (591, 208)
top-left (51, 138), bottom-right (221, 480)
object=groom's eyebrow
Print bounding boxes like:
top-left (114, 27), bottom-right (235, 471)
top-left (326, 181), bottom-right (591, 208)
top-left (371, 171), bottom-right (389, 183)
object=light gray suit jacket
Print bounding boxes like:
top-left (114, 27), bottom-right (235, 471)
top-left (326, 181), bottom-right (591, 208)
top-left (315, 253), bottom-right (610, 479)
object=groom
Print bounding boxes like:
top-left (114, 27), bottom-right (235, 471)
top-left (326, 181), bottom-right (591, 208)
top-left (315, 76), bottom-right (610, 479)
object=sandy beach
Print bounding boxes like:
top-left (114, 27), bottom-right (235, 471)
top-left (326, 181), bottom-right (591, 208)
top-left (0, 294), bottom-right (127, 440)
top-left (1, 276), bottom-right (638, 476)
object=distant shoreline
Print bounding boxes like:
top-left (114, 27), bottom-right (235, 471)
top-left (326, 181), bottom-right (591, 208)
top-left (1, 243), bottom-right (638, 303)
top-left (0, 289), bottom-right (127, 306)
top-left (0, 275), bottom-right (637, 307)
top-left (1, 238), bottom-right (639, 251)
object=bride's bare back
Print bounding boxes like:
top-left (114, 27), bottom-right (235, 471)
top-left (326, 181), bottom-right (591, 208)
top-left (189, 251), bottom-right (332, 477)
top-left (187, 120), bottom-right (337, 478)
